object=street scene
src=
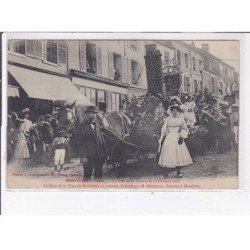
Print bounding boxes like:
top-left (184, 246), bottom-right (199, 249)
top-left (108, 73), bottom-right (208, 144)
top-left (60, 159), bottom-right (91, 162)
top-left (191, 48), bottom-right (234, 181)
top-left (6, 38), bottom-right (239, 189)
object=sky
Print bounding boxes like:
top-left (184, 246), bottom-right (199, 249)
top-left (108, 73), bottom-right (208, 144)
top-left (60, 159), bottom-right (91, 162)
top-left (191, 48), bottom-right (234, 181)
top-left (185, 40), bottom-right (240, 73)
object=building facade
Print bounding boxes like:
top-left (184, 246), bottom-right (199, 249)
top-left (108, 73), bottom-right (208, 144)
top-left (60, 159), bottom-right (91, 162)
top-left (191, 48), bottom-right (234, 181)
top-left (169, 41), bottom-right (238, 108)
top-left (7, 39), bottom-right (148, 113)
top-left (221, 61), bottom-right (235, 96)
top-left (7, 39), bottom-right (238, 113)
top-left (196, 43), bottom-right (238, 107)
top-left (201, 47), bottom-right (223, 94)
top-left (171, 41), bottom-right (204, 95)
top-left (69, 40), bottom-right (147, 112)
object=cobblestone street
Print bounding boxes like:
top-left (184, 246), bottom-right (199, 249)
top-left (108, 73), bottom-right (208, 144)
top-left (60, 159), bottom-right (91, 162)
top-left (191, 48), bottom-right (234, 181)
top-left (122, 151), bottom-right (238, 180)
top-left (7, 150), bottom-right (238, 184)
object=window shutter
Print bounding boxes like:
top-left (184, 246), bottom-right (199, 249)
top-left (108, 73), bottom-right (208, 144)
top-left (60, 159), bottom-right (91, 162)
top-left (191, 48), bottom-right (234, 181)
top-left (122, 56), bottom-right (127, 83)
top-left (35, 41), bottom-right (43, 59)
top-left (79, 41), bottom-right (86, 72)
top-left (46, 40), bottom-right (58, 64)
top-left (79, 86), bottom-right (86, 95)
top-left (25, 40), bottom-right (35, 56)
top-left (111, 93), bottom-right (116, 112)
top-left (106, 91), bottom-right (112, 113)
top-left (90, 89), bottom-right (96, 105)
top-left (138, 63), bottom-right (142, 86)
top-left (108, 51), bottom-right (114, 79)
top-left (136, 41), bottom-right (139, 51)
top-left (97, 46), bottom-right (102, 76)
top-left (8, 40), bottom-right (15, 52)
top-left (181, 52), bottom-right (185, 67)
top-left (86, 88), bottom-right (91, 100)
top-left (115, 94), bottom-right (120, 111)
top-left (58, 41), bottom-right (67, 64)
top-left (127, 59), bottom-right (132, 84)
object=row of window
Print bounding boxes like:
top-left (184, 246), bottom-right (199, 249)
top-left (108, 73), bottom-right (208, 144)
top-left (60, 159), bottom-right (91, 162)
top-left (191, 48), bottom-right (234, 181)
top-left (8, 40), bottom-right (67, 65)
top-left (126, 41), bottom-right (140, 51)
top-left (80, 41), bottom-right (142, 85)
top-left (79, 77), bottom-right (225, 97)
top-left (210, 78), bottom-right (224, 95)
top-left (8, 40), bottom-right (142, 86)
top-left (223, 66), bottom-right (234, 79)
top-left (77, 85), bottom-right (125, 113)
top-left (114, 40), bottom-right (140, 51)
top-left (177, 50), bottom-right (232, 78)
top-left (183, 77), bottom-right (203, 93)
top-left (162, 51), bottom-right (176, 66)
top-left (176, 49), bottom-right (202, 72)
top-left (204, 58), bottom-right (232, 77)
top-left (206, 77), bottom-right (232, 95)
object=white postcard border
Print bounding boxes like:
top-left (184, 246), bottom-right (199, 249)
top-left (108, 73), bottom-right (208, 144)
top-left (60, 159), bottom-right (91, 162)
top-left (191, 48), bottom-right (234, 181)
top-left (1, 32), bottom-right (249, 214)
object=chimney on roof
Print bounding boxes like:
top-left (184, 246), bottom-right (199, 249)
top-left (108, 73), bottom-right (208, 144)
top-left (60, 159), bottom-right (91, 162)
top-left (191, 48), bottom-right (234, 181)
top-left (191, 41), bottom-right (195, 47)
top-left (202, 43), bottom-right (209, 53)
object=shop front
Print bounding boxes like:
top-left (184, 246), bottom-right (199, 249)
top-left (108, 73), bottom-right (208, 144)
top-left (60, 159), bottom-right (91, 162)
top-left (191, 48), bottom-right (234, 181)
top-left (7, 64), bottom-right (92, 120)
top-left (71, 74), bottom-right (130, 113)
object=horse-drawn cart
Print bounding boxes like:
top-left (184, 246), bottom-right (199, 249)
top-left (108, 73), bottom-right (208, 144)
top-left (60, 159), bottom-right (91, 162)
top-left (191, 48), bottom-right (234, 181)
top-left (54, 93), bottom-right (229, 177)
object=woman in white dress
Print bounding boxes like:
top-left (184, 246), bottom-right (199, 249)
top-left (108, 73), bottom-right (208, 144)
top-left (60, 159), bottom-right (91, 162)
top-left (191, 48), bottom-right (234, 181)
top-left (13, 119), bottom-right (30, 167)
top-left (166, 96), bottom-right (185, 120)
top-left (158, 105), bottom-right (193, 178)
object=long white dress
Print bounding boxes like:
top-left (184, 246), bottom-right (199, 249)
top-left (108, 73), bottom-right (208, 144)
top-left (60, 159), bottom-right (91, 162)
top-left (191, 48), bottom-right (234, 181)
top-left (14, 124), bottom-right (30, 160)
top-left (158, 115), bottom-right (193, 168)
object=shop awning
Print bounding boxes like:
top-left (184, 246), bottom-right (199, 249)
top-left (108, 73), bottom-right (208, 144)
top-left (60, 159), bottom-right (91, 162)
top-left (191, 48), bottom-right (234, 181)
top-left (8, 65), bottom-right (93, 106)
top-left (8, 85), bottom-right (19, 97)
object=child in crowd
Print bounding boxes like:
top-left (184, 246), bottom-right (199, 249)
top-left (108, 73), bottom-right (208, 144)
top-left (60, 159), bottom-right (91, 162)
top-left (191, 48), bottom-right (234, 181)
top-left (52, 131), bottom-right (68, 174)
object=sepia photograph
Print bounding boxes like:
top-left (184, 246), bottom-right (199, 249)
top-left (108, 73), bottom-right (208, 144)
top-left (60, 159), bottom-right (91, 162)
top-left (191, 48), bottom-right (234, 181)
top-left (4, 36), bottom-right (239, 190)
top-left (1, 0), bottom-right (250, 247)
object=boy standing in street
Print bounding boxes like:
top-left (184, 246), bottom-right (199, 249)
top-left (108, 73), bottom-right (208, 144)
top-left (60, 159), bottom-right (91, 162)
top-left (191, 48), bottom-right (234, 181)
top-left (52, 131), bottom-right (67, 174)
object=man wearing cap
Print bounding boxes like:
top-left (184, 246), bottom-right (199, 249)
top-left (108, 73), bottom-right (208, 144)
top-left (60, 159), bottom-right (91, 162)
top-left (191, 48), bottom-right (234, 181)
top-left (79, 106), bottom-right (106, 180)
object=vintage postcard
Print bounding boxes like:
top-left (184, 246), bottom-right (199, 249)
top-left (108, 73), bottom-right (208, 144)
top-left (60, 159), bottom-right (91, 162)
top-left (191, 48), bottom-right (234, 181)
top-left (2, 34), bottom-right (239, 190)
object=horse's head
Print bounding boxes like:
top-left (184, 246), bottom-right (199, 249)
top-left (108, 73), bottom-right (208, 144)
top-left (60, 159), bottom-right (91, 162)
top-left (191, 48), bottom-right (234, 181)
top-left (57, 106), bottom-right (76, 127)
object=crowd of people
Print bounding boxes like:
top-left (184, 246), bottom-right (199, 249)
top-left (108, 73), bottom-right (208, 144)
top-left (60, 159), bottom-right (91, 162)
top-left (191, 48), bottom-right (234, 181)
top-left (120, 93), bottom-right (238, 178)
top-left (7, 107), bottom-right (72, 174)
top-left (7, 92), bottom-right (239, 180)
top-left (123, 93), bottom-right (238, 152)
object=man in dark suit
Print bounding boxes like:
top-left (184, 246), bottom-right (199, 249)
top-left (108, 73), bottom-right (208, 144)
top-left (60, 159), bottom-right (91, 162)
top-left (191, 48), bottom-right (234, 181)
top-left (41, 114), bottom-right (54, 166)
top-left (80, 106), bottom-right (106, 180)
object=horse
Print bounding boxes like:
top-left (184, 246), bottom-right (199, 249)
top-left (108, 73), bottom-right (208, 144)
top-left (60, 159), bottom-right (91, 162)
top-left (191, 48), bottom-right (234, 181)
top-left (56, 103), bottom-right (142, 177)
top-left (55, 103), bottom-right (87, 158)
top-left (102, 111), bottom-right (142, 177)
